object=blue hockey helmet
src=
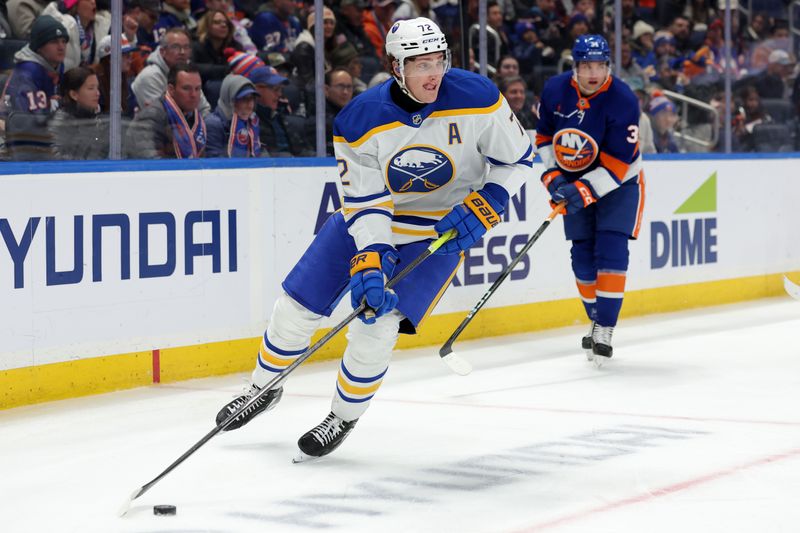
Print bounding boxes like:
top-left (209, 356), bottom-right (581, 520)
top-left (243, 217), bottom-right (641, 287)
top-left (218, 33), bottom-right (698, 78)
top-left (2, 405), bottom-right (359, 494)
top-left (572, 34), bottom-right (611, 63)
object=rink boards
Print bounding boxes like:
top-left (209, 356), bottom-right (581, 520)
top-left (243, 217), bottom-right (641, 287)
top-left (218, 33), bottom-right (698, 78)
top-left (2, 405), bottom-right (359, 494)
top-left (2, 155), bottom-right (799, 408)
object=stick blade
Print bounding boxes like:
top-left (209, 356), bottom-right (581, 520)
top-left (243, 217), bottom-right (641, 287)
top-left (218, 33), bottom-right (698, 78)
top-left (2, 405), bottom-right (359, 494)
top-left (118, 486), bottom-right (143, 517)
top-left (441, 352), bottom-right (472, 376)
top-left (784, 275), bottom-right (800, 300)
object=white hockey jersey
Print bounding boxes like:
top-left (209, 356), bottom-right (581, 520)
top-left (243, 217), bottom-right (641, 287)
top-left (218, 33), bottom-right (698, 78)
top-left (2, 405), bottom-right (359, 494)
top-left (332, 68), bottom-right (535, 250)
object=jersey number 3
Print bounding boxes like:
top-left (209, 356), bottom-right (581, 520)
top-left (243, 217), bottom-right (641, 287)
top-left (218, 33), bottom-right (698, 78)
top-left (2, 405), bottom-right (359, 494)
top-left (626, 125), bottom-right (639, 144)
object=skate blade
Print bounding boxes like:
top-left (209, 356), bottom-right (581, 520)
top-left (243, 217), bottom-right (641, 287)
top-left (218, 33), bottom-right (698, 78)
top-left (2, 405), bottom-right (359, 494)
top-left (292, 451), bottom-right (320, 464)
top-left (584, 349), bottom-right (594, 362)
top-left (592, 355), bottom-right (610, 369)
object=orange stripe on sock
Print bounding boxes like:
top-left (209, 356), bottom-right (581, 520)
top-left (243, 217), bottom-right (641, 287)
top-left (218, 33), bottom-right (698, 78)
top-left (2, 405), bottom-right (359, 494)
top-left (597, 272), bottom-right (627, 293)
top-left (576, 280), bottom-right (596, 300)
top-left (633, 171), bottom-right (646, 239)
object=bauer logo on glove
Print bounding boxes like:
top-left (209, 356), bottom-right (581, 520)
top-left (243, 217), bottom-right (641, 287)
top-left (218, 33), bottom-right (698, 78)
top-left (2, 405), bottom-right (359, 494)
top-left (464, 192), bottom-right (501, 229)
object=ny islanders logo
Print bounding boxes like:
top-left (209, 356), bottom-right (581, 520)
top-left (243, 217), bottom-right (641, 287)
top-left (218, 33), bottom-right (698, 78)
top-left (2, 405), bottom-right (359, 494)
top-left (386, 145), bottom-right (454, 193)
top-left (553, 128), bottom-right (598, 172)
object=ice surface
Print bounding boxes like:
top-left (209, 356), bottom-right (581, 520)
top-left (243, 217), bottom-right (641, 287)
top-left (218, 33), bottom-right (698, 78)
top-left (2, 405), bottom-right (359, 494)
top-left (2, 299), bottom-right (800, 533)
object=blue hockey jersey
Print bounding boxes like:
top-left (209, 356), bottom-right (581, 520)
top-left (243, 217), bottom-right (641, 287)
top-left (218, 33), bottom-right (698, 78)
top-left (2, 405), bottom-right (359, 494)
top-left (536, 72), bottom-right (642, 199)
top-left (248, 11), bottom-right (301, 54)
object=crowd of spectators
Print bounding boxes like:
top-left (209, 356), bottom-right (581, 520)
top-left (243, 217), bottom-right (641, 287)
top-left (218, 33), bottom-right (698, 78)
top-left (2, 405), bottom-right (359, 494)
top-left (1, 0), bottom-right (800, 161)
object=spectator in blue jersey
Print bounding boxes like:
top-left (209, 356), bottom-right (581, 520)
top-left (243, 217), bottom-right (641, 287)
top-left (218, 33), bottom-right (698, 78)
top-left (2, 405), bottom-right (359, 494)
top-left (250, 65), bottom-right (312, 157)
top-left (205, 74), bottom-right (262, 157)
top-left (132, 27), bottom-right (212, 115)
top-left (3, 14), bottom-right (68, 160)
top-left (40, 0), bottom-right (113, 70)
top-left (248, 0), bottom-right (301, 54)
top-left (50, 66), bottom-right (109, 159)
top-left (127, 63), bottom-right (207, 158)
top-left (154, 0), bottom-right (198, 41)
top-left (647, 93), bottom-right (680, 153)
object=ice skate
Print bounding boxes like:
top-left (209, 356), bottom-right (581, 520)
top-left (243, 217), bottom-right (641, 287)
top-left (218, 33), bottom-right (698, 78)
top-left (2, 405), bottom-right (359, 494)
top-left (591, 325), bottom-right (614, 368)
top-left (293, 412), bottom-right (358, 462)
top-left (216, 383), bottom-right (283, 431)
top-left (582, 321), bottom-right (596, 361)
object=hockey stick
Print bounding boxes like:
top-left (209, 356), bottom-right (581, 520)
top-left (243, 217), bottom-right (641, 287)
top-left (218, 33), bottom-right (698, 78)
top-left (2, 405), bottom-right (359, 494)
top-left (439, 203), bottom-right (565, 375)
top-left (784, 275), bottom-right (800, 300)
top-left (119, 229), bottom-right (456, 516)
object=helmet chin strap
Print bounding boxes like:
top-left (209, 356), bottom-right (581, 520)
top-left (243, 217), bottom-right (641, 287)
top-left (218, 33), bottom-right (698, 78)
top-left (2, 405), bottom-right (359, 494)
top-left (394, 61), bottom-right (426, 104)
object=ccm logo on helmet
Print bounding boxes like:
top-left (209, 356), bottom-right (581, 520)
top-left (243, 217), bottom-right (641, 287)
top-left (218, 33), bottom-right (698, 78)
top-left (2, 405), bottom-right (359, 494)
top-left (553, 128), bottom-right (599, 172)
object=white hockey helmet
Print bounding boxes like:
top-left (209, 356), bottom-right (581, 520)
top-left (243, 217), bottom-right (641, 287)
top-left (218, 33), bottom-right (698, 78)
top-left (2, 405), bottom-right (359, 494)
top-left (385, 17), bottom-right (450, 102)
top-left (385, 17), bottom-right (449, 62)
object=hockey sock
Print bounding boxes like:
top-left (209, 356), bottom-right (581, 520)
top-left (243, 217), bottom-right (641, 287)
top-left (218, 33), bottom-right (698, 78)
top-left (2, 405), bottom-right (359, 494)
top-left (570, 238), bottom-right (597, 322)
top-left (252, 293), bottom-right (323, 388)
top-left (594, 230), bottom-right (630, 328)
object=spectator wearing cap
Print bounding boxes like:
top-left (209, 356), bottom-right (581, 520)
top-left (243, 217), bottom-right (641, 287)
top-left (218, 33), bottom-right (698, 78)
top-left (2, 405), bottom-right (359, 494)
top-left (154, 0), bottom-right (198, 38)
top-left (132, 27), bottom-right (211, 115)
top-left (3, 14), bottom-right (68, 160)
top-left (292, 6), bottom-right (344, 86)
top-left (648, 93), bottom-right (680, 153)
top-left (393, 0), bottom-right (438, 24)
top-left (363, 0), bottom-right (398, 59)
top-left (50, 65), bottom-right (109, 159)
top-left (331, 42), bottom-right (367, 96)
top-left (127, 62), bottom-right (206, 158)
top-left (752, 49), bottom-right (793, 99)
top-left (631, 20), bottom-right (656, 73)
top-left (192, 9), bottom-right (239, 85)
top-left (248, 0), bottom-right (302, 54)
top-left (512, 20), bottom-right (545, 76)
top-left (571, 0), bottom-right (599, 31)
top-left (91, 33), bottom-right (136, 116)
top-left (250, 65), bottom-right (312, 156)
top-left (41, 0), bottom-right (112, 70)
top-left (337, 0), bottom-right (378, 59)
top-left (127, 0), bottom-right (160, 50)
top-left (205, 74), bottom-right (262, 157)
top-left (225, 48), bottom-right (265, 77)
top-left (557, 12), bottom-right (590, 53)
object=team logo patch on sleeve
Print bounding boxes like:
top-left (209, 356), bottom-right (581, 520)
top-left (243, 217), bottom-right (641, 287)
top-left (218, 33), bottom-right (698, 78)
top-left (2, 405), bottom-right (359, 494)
top-left (386, 145), bottom-right (454, 193)
top-left (553, 128), bottom-right (599, 172)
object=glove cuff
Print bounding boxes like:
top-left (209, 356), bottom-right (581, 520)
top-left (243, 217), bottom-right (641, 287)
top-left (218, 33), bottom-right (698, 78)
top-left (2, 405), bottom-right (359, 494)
top-left (464, 190), bottom-right (501, 230)
top-left (574, 180), bottom-right (597, 207)
top-left (541, 168), bottom-right (562, 188)
top-left (350, 251), bottom-right (381, 276)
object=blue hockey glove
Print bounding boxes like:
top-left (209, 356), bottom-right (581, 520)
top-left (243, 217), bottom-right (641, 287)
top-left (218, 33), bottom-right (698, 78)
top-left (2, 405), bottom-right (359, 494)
top-left (551, 179), bottom-right (597, 214)
top-left (349, 245), bottom-right (400, 324)
top-left (433, 183), bottom-right (507, 255)
top-left (541, 168), bottom-right (568, 198)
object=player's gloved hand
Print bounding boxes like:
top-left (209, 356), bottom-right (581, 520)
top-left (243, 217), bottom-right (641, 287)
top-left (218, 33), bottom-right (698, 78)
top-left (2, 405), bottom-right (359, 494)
top-left (541, 168), bottom-right (568, 198)
top-left (434, 183), bottom-right (507, 255)
top-left (349, 244), bottom-right (400, 324)
top-left (551, 179), bottom-right (597, 214)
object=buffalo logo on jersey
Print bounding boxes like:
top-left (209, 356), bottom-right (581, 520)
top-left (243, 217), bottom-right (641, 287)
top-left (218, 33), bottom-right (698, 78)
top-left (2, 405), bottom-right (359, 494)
top-left (386, 145), bottom-right (454, 193)
top-left (553, 128), bottom-right (599, 172)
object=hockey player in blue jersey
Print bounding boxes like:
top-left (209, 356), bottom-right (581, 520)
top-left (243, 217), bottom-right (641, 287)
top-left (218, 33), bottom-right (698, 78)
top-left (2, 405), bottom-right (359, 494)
top-left (536, 34), bottom-right (646, 366)
top-left (216, 17), bottom-right (535, 460)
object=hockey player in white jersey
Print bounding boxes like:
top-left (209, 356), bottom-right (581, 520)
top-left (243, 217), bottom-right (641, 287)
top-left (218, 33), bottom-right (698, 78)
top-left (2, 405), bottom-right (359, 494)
top-left (216, 17), bottom-right (535, 461)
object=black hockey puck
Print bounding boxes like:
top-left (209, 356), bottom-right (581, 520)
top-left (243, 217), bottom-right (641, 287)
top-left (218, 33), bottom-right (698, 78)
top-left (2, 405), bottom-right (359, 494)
top-left (153, 505), bottom-right (177, 516)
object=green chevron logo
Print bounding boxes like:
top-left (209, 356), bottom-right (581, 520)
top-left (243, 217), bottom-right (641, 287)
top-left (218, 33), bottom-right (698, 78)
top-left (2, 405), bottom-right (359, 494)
top-left (674, 172), bottom-right (716, 214)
